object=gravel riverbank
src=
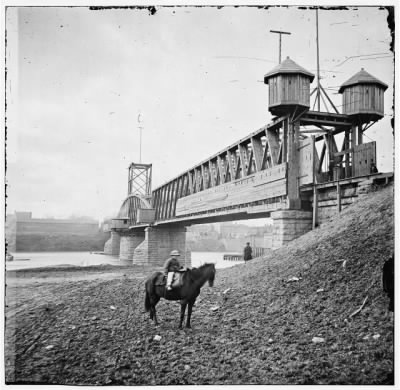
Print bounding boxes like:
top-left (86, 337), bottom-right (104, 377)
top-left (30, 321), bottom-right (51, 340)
top-left (5, 185), bottom-right (394, 385)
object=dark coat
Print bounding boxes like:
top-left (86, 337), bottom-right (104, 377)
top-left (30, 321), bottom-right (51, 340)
top-left (164, 257), bottom-right (181, 274)
top-left (244, 245), bottom-right (253, 261)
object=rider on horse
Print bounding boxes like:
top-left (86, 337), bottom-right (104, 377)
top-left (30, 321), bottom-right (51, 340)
top-left (164, 250), bottom-right (183, 290)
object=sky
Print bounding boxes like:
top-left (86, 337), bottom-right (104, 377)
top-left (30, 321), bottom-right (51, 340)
top-left (5, 6), bottom-right (395, 221)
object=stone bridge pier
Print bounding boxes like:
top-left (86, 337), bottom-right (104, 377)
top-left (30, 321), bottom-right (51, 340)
top-left (271, 210), bottom-right (313, 250)
top-left (105, 226), bottom-right (191, 267)
top-left (133, 226), bottom-right (191, 267)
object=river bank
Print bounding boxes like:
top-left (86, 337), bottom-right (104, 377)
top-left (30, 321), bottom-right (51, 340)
top-left (5, 186), bottom-right (394, 385)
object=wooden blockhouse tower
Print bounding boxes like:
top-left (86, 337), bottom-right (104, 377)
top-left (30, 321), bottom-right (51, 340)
top-left (339, 68), bottom-right (388, 121)
top-left (263, 58), bottom-right (388, 217)
top-left (264, 56), bottom-right (315, 117)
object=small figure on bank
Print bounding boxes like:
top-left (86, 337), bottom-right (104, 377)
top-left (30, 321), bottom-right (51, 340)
top-left (243, 242), bottom-right (253, 262)
top-left (164, 250), bottom-right (182, 290)
top-left (370, 162), bottom-right (378, 174)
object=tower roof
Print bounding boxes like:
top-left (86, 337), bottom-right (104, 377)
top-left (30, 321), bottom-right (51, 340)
top-left (264, 56), bottom-right (315, 83)
top-left (339, 68), bottom-right (388, 93)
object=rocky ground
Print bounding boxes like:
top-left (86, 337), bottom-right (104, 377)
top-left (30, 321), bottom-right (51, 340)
top-left (5, 184), bottom-right (394, 385)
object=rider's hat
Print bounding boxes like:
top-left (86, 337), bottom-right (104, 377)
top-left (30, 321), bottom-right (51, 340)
top-left (170, 250), bottom-right (180, 256)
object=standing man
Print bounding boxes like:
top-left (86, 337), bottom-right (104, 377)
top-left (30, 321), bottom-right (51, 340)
top-left (243, 242), bottom-right (253, 262)
top-left (164, 250), bottom-right (182, 290)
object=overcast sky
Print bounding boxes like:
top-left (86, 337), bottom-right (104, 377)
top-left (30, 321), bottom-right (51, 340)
top-left (5, 6), bottom-right (394, 221)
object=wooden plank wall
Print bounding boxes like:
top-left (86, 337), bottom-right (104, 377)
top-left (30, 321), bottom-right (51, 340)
top-left (176, 163), bottom-right (287, 216)
top-left (352, 141), bottom-right (376, 177)
top-left (298, 137), bottom-right (315, 186)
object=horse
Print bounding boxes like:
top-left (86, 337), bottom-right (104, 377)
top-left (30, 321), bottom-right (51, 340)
top-left (144, 263), bottom-right (216, 329)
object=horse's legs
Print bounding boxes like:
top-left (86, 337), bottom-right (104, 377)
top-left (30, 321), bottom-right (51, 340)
top-left (186, 300), bottom-right (194, 328)
top-left (150, 296), bottom-right (160, 326)
top-left (179, 302), bottom-right (187, 329)
top-left (152, 306), bottom-right (159, 326)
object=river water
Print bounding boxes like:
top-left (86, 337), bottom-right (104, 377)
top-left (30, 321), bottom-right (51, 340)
top-left (5, 251), bottom-right (244, 271)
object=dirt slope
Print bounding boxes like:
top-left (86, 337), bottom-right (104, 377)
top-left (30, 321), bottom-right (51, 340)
top-left (5, 184), bottom-right (394, 385)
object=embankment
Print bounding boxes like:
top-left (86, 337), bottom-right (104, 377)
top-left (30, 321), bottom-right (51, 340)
top-left (5, 184), bottom-right (393, 385)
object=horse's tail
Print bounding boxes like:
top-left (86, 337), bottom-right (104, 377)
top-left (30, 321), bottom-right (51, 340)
top-left (144, 279), bottom-right (152, 312)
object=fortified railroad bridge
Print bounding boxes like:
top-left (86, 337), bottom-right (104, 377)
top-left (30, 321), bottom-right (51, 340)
top-left (104, 57), bottom-right (392, 267)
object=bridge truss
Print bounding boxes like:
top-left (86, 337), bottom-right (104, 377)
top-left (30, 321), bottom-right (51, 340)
top-left (150, 109), bottom-right (372, 225)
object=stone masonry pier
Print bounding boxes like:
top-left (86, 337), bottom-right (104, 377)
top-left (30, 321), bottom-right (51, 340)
top-left (271, 210), bottom-right (313, 249)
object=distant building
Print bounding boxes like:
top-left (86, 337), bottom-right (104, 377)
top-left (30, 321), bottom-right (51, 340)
top-left (5, 212), bottom-right (108, 252)
top-left (186, 224), bottom-right (219, 241)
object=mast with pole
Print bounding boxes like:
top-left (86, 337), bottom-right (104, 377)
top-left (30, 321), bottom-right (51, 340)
top-left (137, 113), bottom-right (143, 163)
top-left (315, 9), bottom-right (321, 111)
top-left (270, 29), bottom-right (291, 63)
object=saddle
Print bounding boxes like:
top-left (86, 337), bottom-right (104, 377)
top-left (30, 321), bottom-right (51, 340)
top-left (155, 270), bottom-right (185, 289)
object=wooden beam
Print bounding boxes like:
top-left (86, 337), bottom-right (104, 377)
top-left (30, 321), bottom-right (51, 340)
top-left (358, 124), bottom-right (363, 145)
top-left (160, 186), bottom-right (167, 220)
top-left (261, 141), bottom-right (269, 169)
top-left (266, 128), bottom-right (280, 165)
top-left (187, 171), bottom-right (194, 195)
top-left (167, 180), bottom-right (177, 218)
top-left (223, 154), bottom-right (231, 182)
top-left (227, 150), bottom-right (237, 180)
top-left (333, 148), bottom-right (354, 157)
top-left (318, 142), bottom-right (326, 173)
top-left (208, 160), bottom-right (216, 188)
top-left (247, 149), bottom-right (254, 175)
top-left (251, 137), bottom-right (264, 172)
top-left (321, 85), bottom-right (339, 114)
top-left (344, 129), bottom-right (350, 178)
top-left (282, 118), bottom-right (288, 164)
top-left (235, 155), bottom-right (242, 179)
top-left (238, 144), bottom-right (248, 178)
top-left (200, 164), bottom-right (207, 189)
top-left (171, 179), bottom-right (180, 217)
top-left (287, 120), bottom-right (301, 208)
top-left (277, 142), bottom-right (282, 164)
top-left (216, 155), bottom-right (225, 184)
top-left (196, 167), bottom-right (203, 192)
top-left (300, 117), bottom-right (351, 127)
top-left (337, 181), bottom-right (342, 213)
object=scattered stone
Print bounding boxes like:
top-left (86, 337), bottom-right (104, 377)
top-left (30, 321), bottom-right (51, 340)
top-left (268, 338), bottom-right (273, 343)
top-left (110, 306), bottom-right (116, 310)
top-left (210, 306), bottom-right (220, 311)
top-left (363, 335), bottom-right (370, 340)
top-left (222, 288), bottom-right (231, 295)
top-left (69, 325), bottom-right (76, 330)
top-left (154, 335), bottom-right (162, 341)
top-left (91, 316), bottom-right (97, 320)
top-left (373, 334), bottom-right (380, 340)
top-left (184, 365), bottom-right (190, 370)
top-left (45, 345), bottom-right (54, 350)
top-left (287, 276), bottom-right (302, 283)
top-left (316, 288), bottom-right (324, 293)
top-left (312, 337), bottom-right (325, 343)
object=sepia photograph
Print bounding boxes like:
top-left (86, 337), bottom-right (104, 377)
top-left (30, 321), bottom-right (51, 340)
top-left (4, 4), bottom-right (395, 386)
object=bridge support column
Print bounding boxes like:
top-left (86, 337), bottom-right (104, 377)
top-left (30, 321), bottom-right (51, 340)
top-left (271, 210), bottom-right (312, 249)
top-left (119, 231), bottom-right (146, 261)
top-left (287, 119), bottom-right (302, 209)
top-left (132, 226), bottom-right (191, 267)
top-left (104, 231), bottom-right (121, 256)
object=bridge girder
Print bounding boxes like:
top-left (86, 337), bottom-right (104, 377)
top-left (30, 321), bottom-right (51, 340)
top-left (130, 109), bottom-right (380, 226)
